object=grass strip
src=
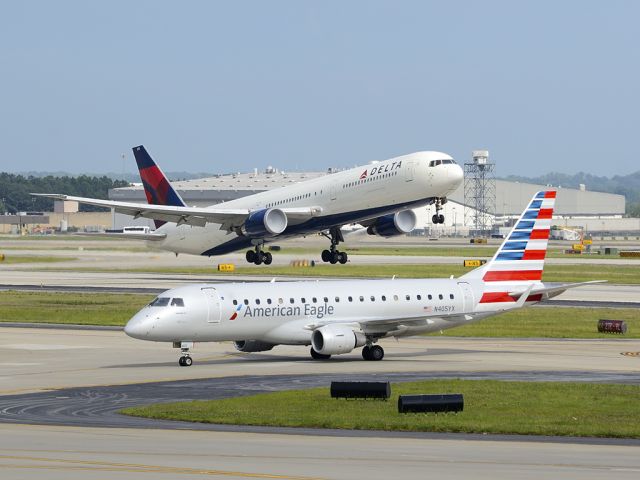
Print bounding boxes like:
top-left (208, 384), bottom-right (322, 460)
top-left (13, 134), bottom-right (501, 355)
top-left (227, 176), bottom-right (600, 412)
top-left (428, 307), bottom-right (640, 338)
top-left (48, 263), bottom-right (640, 284)
top-left (0, 291), bottom-right (636, 339)
top-left (0, 291), bottom-right (153, 326)
top-left (121, 379), bottom-right (640, 438)
top-left (282, 245), bottom-right (633, 260)
top-left (0, 255), bottom-right (77, 264)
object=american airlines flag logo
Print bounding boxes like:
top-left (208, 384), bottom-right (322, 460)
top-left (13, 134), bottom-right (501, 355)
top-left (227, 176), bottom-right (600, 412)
top-left (359, 170), bottom-right (368, 179)
top-left (229, 304), bottom-right (242, 320)
top-left (423, 306), bottom-right (433, 313)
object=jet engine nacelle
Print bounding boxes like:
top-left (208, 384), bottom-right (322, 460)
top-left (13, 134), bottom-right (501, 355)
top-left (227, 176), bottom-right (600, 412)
top-left (311, 324), bottom-right (366, 356)
top-left (366, 210), bottom-right (417, 237)
top-left (234, 340), bottom-right (276, 352)
top-left (242, 208), bottom-right (288, 237)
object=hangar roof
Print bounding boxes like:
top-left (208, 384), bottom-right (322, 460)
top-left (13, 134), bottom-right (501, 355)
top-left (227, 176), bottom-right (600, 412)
top-left (109, 170), bottom-right (625, 216)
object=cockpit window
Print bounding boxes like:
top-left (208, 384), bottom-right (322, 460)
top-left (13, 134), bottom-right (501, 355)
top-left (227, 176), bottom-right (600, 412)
top-left (171, 298), bottom-right (185, 307)
top-left (429, 159), bottom-right (456, 167)
top-left (149, 297), bottom-right (170, 307)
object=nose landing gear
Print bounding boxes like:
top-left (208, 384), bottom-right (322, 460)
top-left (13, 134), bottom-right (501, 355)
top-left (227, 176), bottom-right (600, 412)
top-left (178, 355), bottom-right (193, 367)
top-left (174, 341), bottom-right (194, 367)
top-left (431, 197), bottom-right (446, 224)
top-left (321, 227), bottom-right (348, 264)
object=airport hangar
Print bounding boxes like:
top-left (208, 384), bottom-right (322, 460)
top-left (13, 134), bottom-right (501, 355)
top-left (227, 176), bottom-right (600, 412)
top-left (107, 166), bottom-right (626, 235)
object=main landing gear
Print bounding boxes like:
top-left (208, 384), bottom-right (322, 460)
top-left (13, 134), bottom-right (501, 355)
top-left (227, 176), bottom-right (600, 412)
top-left (321, 227), bottom-right (348, 264)
top-left (309, 345), bottom-right (385, 361)
top-left (246, 245), bottom-right (273, 265)
top-left (362, 344), bottom-right (384, 361)
top-left (431, 197), bottom-right (446, 224)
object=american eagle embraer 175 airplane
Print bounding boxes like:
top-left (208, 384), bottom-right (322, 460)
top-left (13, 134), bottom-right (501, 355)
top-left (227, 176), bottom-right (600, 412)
top-left (34, 145), bottom-right (463, 265)
top-left (124, 190), bottom-right (602, 366)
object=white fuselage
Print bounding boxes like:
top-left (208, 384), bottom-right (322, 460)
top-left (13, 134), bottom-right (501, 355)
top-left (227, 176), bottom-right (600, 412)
top-left (124, 277), bottom-right (542, 345)
top-left (150, 151), bottom-right (462, 256)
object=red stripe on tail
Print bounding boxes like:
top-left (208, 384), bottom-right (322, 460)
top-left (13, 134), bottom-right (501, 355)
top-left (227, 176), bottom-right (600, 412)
top-left (483, 270), bottom-right (543, 281)
top-left (537, 208), bottom-right (553, 219)
top-left (530, 229), bottom-right (550, 240)
top-left (522, 250), bottom-right (546, 260)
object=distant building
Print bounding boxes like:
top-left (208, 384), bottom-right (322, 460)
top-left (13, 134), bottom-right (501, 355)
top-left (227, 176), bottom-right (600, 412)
top-left (108, 168), bottom-right (629, 235)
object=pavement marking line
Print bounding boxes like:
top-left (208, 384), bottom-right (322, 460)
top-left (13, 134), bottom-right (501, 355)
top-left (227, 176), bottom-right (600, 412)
top-left (0, 454), bottom-right (325, 479)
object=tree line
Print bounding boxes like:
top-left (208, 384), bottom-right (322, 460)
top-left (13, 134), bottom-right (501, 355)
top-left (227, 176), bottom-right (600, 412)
top-left (0, 173), bottom-right (129, 213)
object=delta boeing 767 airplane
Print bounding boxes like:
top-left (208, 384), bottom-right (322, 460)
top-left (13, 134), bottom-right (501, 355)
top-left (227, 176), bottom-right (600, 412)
top-left (124, 190), bottom-right (602, 366)
top-left (35, 145), bottom-right (463, 264)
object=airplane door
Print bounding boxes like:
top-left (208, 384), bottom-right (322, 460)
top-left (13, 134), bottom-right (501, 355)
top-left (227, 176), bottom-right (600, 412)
top-left (329, 184), bottom-right (337, 201)
top-left (457, 282), bottom-right (475, 312)
top-left (201, 287), bottom-right (221, 323)
top-left (405, 161), bottom-right (415, 182)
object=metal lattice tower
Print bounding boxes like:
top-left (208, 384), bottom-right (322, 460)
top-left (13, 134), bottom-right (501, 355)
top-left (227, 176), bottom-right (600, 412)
top-left (464, 150), bottom-right (496, 236)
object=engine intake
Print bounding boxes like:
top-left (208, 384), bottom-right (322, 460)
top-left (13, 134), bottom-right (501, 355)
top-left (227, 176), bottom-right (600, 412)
top-left (311, 324), bottom-right (365, 356)
top-left (234, 340), bottom-right (276, 353)
top-left (242, 208), bottom-right (287, 237)
top-left (366, 210), bottom-right (417, 237)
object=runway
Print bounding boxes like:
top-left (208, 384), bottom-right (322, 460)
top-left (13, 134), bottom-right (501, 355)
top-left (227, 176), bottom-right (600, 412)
top-left (0, 326), bottom-right (639, 479)
top-left (2, 423), bottom-right (639, 480)
top-left (2, 239), bottom-right (640, 478)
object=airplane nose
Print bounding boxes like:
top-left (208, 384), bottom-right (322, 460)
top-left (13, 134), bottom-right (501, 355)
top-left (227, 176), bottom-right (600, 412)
top-left (450, 164), bottom-right (464, 185)
top-left (124, 314), bottom-right (151, 339)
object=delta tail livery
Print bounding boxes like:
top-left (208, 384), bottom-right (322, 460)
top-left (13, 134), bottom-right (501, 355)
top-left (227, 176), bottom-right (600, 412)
top-left (124, 191), bottom-right (603, 366)
top-left (34, 146), bottom-right (463, 265)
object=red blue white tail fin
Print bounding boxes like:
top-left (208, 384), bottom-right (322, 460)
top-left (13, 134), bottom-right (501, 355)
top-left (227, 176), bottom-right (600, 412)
top-left (132, 145), bottom-right (186, 228)
top-left (461, 190), bottom-right (556, 283)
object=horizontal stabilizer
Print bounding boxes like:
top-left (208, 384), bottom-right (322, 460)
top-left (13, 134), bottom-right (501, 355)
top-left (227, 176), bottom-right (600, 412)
top-left (74, 232), bottom-right (167, 241)
top-left (515, 280), bottom-right (608, 298)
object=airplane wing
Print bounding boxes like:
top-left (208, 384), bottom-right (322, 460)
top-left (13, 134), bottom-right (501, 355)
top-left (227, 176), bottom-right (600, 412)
top-left (509, 280), bottom-right (607, 299)
top-left (31, 194), bottom-right (322, 229)
top-left (305, 309), bottom-right (470, 336)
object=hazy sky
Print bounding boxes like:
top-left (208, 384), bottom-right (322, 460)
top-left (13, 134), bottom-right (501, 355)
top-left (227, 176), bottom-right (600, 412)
top-left (1, 1), bottom-right (638, 177)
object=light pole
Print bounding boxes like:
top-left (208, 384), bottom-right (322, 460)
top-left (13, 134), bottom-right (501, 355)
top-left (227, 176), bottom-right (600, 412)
top-left (453, 207), bottom-right (457, 235)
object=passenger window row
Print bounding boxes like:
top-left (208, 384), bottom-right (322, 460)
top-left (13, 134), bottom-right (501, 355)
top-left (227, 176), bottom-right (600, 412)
top-left (232, 293), bottom-right (455, 306)
top-left (343, 171), bottom-right (397, 189)
top-left (266, 192), bottom-right (312, 208)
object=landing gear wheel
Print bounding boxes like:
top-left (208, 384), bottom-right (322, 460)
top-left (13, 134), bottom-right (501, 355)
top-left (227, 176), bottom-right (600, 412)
top-left (179, 356), bottom-right (193, 367)
top-left (362, 346), bottom-right (372, 360)
top-left (310, 347), bottom-right (331, 360)
top-left (263, 251), bottom-right (273, 265)
top-left (369, 345), bottom-right (384, 361)
top-left (246, 250), bottom-right (256, 263)
top-left (432, 198), bottom-right (446, 224)
top-left (254, 253), bottom-right (263, 265)
top-left (321, 227), bottom-right (348, 264)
